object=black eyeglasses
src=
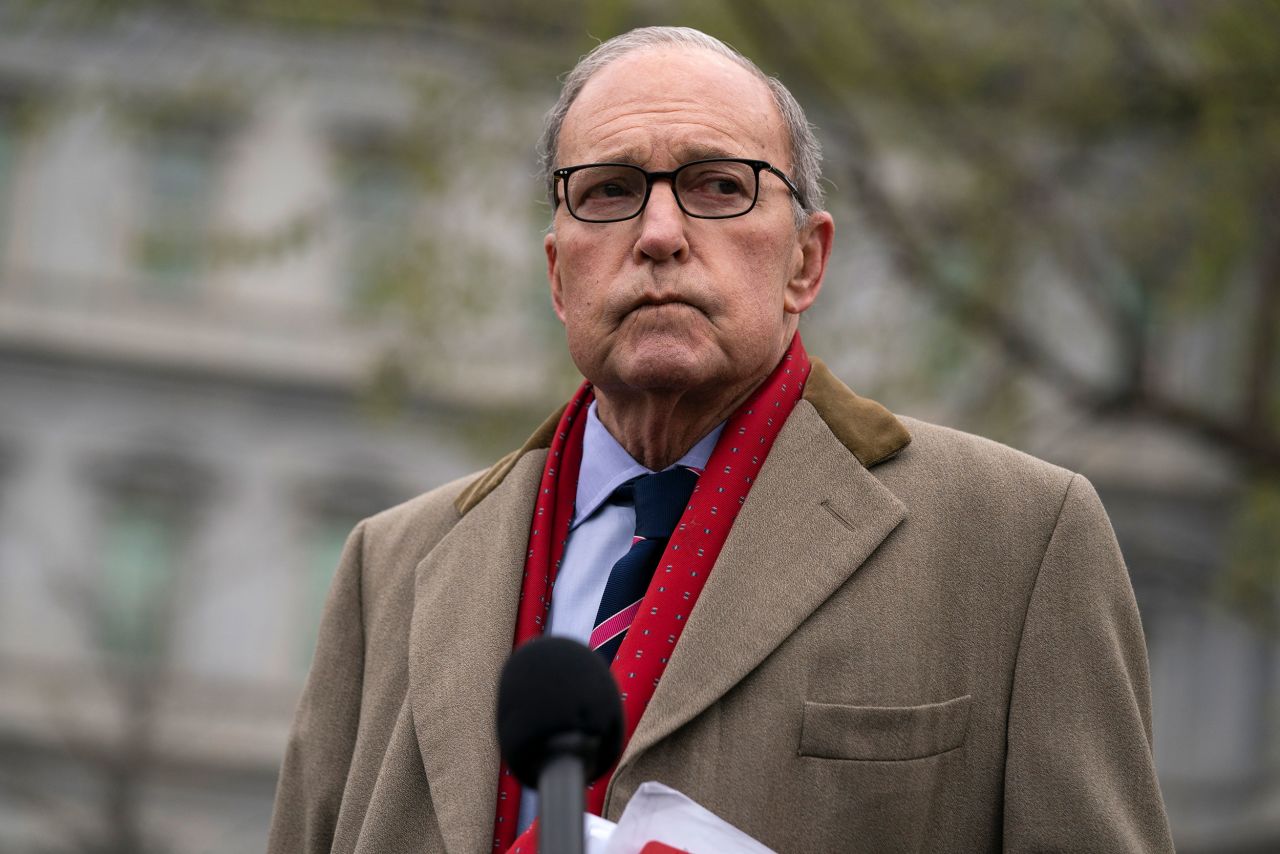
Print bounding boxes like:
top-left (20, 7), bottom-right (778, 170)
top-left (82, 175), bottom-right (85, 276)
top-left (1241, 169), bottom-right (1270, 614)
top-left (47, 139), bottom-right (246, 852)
top-left (553, 158), bottom-right (806, 223)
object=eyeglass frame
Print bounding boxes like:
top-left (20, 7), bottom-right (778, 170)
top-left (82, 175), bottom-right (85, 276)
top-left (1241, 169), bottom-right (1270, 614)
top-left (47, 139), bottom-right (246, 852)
top-left (552, 157), bottom-right (808, 223)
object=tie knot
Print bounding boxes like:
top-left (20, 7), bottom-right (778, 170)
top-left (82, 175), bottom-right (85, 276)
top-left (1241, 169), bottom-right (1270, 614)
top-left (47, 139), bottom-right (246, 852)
top-left (614, 466), bottom-right (699, 540)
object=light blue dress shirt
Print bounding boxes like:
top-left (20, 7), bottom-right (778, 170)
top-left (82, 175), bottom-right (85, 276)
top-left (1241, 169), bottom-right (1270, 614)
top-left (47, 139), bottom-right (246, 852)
top-left (516, 400), bottom-right (723, 833)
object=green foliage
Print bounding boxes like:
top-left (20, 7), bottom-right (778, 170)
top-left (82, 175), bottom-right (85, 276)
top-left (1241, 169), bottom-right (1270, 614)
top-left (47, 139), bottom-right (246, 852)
top-left (19, 0), bottom-right (1273, 438)
top-left (17, 0), bottom-right (1278, 549)
top-left (675, 0), bottom-right (1280, 441)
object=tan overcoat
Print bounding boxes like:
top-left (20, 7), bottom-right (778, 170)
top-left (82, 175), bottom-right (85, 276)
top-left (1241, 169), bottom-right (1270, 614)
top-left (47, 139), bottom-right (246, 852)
top-left (268, 361), bottom-right (1173, 853)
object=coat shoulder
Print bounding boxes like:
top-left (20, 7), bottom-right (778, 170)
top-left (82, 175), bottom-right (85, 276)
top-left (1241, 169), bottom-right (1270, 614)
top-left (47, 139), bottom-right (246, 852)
top-left (365, 471), bottom-right (478, 534)
top-left (894, 416), bottom-right (1073, 478)
top-left (354, 471), bottom-right (483, 590)
top-left (882, 415), bottom-right (1085, 526)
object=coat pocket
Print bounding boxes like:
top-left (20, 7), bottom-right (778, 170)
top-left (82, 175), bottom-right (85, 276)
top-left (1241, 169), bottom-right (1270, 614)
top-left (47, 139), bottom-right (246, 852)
top-left (799, 694), bottom-right (972, 761)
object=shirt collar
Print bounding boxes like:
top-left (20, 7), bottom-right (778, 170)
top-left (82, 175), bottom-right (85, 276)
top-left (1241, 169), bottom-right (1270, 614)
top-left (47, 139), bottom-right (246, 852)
top-left (572, 400), bottom-right (723, 529)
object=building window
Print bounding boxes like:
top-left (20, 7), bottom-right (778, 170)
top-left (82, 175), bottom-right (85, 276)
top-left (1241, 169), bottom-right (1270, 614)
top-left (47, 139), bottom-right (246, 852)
top-left (90, 453), bottom-right (208, 664)
top-left (333, 129), bottom-right (420, 310)
top-left (98, 492), bottom-right (182, 658)
top-left (131, 110), bottom-right (228, 297)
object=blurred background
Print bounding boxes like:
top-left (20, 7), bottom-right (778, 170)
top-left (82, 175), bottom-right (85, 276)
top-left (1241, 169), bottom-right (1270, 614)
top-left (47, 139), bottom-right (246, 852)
top-left (0, 1), bottom-right (1276, 851)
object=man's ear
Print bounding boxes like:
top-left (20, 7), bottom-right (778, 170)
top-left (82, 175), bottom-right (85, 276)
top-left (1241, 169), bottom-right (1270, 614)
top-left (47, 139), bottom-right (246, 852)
top-left (784, 211), bottom-right (834, 315)
top-left (545, 231), bottom-right (567, 322)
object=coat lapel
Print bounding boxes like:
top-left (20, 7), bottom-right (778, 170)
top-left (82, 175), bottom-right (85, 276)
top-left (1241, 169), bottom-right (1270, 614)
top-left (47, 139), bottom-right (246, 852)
top-left (616, 400), bottom-right (907, 777)
top-left (409, 450), bottom-right (546, 853)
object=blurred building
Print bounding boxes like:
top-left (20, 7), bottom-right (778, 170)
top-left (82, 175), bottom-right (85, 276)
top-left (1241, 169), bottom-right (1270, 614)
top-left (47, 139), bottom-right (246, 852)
top-left (0, 9), bottom-right (557, 852)
top-left (0, 7), bottom-right (1275, 854)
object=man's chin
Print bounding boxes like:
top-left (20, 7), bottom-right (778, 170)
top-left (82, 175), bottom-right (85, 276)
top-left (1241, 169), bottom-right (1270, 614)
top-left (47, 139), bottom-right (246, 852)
top-left (601, 348), bottom-right (718, 394)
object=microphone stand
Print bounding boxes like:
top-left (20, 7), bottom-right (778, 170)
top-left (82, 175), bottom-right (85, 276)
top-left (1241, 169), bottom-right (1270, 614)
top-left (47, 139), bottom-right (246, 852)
top-left (538, 732), bottom-right (594, 854)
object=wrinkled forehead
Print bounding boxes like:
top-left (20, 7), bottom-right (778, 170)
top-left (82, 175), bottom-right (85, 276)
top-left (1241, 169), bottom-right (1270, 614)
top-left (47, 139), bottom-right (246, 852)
top-left (557, 46), bottom-right (789, 169)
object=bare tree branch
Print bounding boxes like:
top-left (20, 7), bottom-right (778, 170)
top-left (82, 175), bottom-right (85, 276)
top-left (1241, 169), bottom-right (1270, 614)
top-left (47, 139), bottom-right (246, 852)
top-left (1245, 180), bottom-right (1280, 428)
top-left (731, 0), bottom-right (1113, 398)
top-left (727, 0), bottom-right (1280, 474)
top-left (842, 0), bottom-right (1147, 347)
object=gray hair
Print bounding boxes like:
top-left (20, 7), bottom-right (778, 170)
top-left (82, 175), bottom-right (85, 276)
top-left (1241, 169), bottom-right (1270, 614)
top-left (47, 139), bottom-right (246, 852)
top-left (538, 27), bottom-right (825, 226)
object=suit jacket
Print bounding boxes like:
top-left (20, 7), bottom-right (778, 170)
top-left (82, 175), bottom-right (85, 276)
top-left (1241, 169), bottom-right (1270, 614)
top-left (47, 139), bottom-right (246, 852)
top-left (268, 360), bottom-right (1173, 853)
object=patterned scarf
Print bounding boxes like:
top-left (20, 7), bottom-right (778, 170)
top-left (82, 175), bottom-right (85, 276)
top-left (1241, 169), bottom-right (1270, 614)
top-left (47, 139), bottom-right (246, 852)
top-left (493, 334), bottom-right (812, 852)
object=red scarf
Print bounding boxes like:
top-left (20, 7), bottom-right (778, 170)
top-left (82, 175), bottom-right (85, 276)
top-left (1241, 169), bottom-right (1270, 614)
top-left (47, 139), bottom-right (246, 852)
top-left (493, 335), bottom-right (812, 852)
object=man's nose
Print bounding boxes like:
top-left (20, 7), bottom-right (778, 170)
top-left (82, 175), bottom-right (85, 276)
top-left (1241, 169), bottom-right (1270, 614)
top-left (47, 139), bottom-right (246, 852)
top-left (633, 180), bottom-right (689, 262)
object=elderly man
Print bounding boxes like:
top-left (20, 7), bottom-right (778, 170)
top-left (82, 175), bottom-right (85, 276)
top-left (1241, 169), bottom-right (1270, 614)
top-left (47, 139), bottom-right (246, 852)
top-left (269, 27), bottom-right (1173, 854)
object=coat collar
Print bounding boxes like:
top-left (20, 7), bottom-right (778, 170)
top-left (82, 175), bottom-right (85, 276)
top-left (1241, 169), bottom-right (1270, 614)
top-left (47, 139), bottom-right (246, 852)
top-left (413, 360), bottom-right (911, 847)
top-left (409, 450), bottom-right (546, 853)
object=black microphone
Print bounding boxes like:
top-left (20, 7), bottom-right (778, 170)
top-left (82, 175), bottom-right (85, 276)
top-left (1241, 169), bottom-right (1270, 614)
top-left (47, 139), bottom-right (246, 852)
top-left (497, 636), bottom-right (624, 854)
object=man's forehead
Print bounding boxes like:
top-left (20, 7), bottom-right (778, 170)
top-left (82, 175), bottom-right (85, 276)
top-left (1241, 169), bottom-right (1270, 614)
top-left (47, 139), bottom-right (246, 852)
top-left (558, 46), bottom-right (787, 167)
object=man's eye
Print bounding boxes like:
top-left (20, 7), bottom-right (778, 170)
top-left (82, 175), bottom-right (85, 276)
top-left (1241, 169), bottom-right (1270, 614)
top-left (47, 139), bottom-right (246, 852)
top-left (708, 178), bottom-right (746, 195)
top-left (685, 172), bottom-right (749, 197)
top-left (580, 180), bottom-right (639, 200)
top-left (598, 182), bottom-right (631, 198)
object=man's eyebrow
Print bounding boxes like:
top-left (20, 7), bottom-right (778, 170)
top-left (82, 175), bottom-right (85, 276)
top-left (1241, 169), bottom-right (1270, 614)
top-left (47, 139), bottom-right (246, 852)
top-left (587, 144), bottom-right (743, 167)
top-left (677, 144), bottom-right (740, 162)
top-left (594, 151), bottom-right (645, 165)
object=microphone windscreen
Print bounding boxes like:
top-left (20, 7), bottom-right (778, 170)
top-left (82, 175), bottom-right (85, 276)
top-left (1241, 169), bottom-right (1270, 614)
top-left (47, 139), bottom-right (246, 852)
top-left (497, 636), bottom-right (624, 788)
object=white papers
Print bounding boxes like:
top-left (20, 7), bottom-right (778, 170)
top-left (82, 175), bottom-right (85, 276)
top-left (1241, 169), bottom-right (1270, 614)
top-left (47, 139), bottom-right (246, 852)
top-left (585, 813), bottom-right (619, 854)
top-left (601, 781), bottom-right (777, 854)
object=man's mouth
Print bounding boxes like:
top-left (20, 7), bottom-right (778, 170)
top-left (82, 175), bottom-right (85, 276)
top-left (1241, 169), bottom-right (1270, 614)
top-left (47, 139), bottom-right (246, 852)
top-left (636, 295), bottom-right (686, 308)
top-left (613, 287), bottom-right (710, 325)
top-left (629, 294), bottom-right (704, 316)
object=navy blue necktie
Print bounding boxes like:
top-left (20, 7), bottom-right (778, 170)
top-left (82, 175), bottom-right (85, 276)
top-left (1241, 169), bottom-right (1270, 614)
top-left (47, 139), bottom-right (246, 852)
top-left (588, 466), bottom-right (700, 665)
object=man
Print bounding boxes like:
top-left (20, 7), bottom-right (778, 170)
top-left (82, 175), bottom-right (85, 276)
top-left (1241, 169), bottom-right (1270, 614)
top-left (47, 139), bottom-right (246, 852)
top-left (269, 27), bottom-right (1173, 853)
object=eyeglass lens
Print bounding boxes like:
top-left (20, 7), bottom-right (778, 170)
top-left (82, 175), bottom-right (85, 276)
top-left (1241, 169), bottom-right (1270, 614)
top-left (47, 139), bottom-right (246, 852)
top-left (566, 160), bottom-right (758, 221)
